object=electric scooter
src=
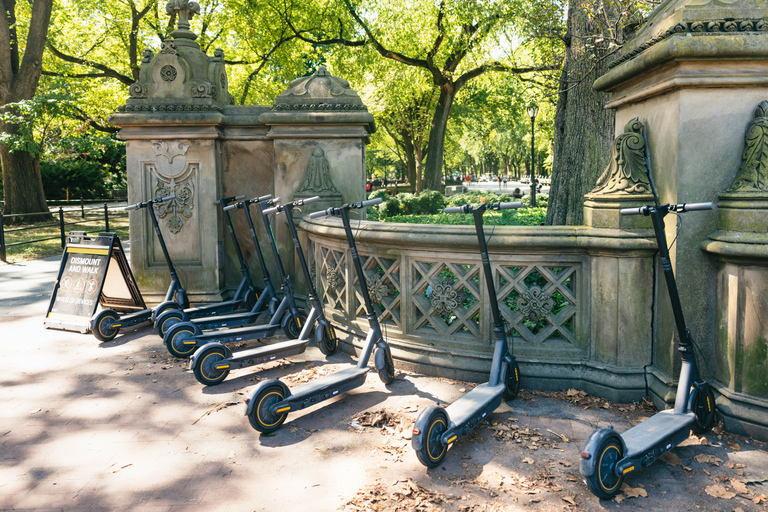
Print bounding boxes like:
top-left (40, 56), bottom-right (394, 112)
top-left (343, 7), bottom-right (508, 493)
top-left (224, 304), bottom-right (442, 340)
top-left (580, 200), bottom-right (717, 498)
top-left (411, 201), bottom-right (523, 467)
top-left (91, 194), bottom-right (189, 342)
top-left (244, 197), bottom-right (396, 433)
top-left (154, 194), bottom-right (274, 337)
top-left (162, 197), bottom-right (306, 358)
top-left (189, 196), bottom-right (339, 386)
top-left (153, 194), bottom-right (262, 337)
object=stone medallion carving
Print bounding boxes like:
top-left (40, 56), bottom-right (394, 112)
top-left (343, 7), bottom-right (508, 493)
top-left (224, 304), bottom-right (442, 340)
top-left (160, 65), bottom-right (178, 82)
top-left (148, 139), bottom-right (196, 233)
top-left (590, 118), bottom-right (652, 196)
top-left (516, 286), bottom-right (554, 321)
top-left (366, 275), bottom-right (389, 304)
top-left (727, 100), bottom-right (768, 194)
top-left (430, 282), bottom-right (460, 316)
top-left (326, 264), bottom-right (343, 289)
top-left (296, 147), bottom-right (340, 195)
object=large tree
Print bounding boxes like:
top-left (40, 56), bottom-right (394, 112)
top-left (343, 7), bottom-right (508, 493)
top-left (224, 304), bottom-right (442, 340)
top-left (281, 0), bottom-right (561, 191)
top-left (1, 0), bottom-right (53, 216)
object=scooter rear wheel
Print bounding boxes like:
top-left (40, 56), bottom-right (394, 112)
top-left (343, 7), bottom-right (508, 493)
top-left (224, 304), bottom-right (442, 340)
top-left (503, 361), bottom-right (521, 400)
top-left (192, 345), bottom-right (230, 386)
top-left (93, 310), bottom-right (119, 342)
top-left (585, 435), bottom-right (624, 499)
top-left (165, 323), bottom-right (199, 358)
top-left (376, 346), bottom-right (395, 384)
top-left (244, 288), bottom-right (259, 310)
top-left (414, 407), bottom-right (449, 468)
top-left (691, 385), bottom-right (717, 434)
top-left (247, 383), bottom-right (290, 433)
top-left (317, 325), bottom-right (338, 356)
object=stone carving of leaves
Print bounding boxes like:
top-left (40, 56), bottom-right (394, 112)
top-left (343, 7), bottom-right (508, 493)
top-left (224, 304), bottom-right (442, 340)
top-left (516, 286), bottom-right (555, 321)
top-left (590, 118), bottom-right (652, 196)
top-left (366, 275), bottom-right (389, 304)
top-left (727, 100), bottom-right (768, 193)
top-left (326, 264), bottom-right (342, 289)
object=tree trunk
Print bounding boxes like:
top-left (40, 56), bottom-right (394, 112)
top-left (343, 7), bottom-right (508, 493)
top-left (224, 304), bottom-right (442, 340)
top-left (422, 84), bottom-right (455, 191)
top-left (400, 130), bottom-right (417, 191)
top-left (546, 3), bottom-right (615, 226)
top-left (0, 128), bottom-right (48, 217)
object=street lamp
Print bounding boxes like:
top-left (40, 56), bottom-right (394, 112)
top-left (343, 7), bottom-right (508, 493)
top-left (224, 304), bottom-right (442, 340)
top-left (527, 103), bottom-right (539, 207)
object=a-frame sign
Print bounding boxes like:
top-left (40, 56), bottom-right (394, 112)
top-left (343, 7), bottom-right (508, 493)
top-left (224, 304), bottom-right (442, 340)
top-left (44, 231), bottom-right (145, 333)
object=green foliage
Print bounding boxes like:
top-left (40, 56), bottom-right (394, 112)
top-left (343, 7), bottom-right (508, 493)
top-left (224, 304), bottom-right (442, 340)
top-left (381, 198), bottom-right (402, 217)
top-left (367, 189), bottom-right (390, 201)
top-left (417, 189), bottom-right (445, 214)
top-left (396, 193), bottom-right (421, 215)
top-left (383, 207), bottom-right (546, 227)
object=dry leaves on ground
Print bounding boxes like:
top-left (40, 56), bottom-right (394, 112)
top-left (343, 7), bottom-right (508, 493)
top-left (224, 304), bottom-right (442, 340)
top-left (485, 419), bottom-right (558, 451)
top-left (620, 483), bottom-right (648, 499)
top-left (694, 453), bottom-right (723, 466)
top-left (287, 362), bottom-right (340, 383)
top-left (518, 389), bottom-right (655, 415)
top-left (660, 451), bottom-right (692, 471)
top-left (342, 478), bottom-right (454, 512)
top-left (705, 484), bottom-right (736, 499)
top-left (349, 409), bottom-right (413, 462)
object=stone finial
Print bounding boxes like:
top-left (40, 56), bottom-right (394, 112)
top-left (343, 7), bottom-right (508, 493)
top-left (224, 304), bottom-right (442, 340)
top-left (727, 100), bottom-right (768, 194)
top-left (589, 118), bottom-right (652, 196)
top-left (166, 0), bottom-right (201, 40)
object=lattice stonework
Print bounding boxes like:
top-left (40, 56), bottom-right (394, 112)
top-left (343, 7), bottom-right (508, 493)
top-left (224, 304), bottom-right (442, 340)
top-left (352, 254), bottom-right (401, 329)
top-left (318, 245), bottom-right (347, 317)
top-left (496, 264), bottom-right (578, 346)
top-left (409, 259), bottom-right (483, 342)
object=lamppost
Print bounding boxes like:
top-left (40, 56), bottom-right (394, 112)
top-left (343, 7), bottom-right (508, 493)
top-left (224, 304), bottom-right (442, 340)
top-left (527, 103), bottom-right (539, 207)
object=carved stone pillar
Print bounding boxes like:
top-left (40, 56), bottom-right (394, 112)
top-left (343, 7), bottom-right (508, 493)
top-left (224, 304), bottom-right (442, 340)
top-left (592, 0), bottom-right (768, 409)
top-left (702, 100), bottom-right (768, 439)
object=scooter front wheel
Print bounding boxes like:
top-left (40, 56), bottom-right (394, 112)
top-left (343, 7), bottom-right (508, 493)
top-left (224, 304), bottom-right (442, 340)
top-left (691, 385), bottom-right (717, 434)
top-left (156, 309), bottom-right (185, 338)
top-left (317, 325), bottom-right (338, 356)
top-left (247, 383), bottom-right (290, 433)
top-left (414, 407), bottom-right (449, 468)
top-left (281, 310), bottom-right (307, 339)
top-left (192, 345), bottom-right (230, 386)
top-left (585, 435), bottom-right (624, 499)
top-left (165, 323), bottom-right (200, 358)
top-left (503, 361), bottom-right (521, 400)
top-left (375, 346), bottom-right (395, 384)
top-left (93, 310), bottom-right (119, 342)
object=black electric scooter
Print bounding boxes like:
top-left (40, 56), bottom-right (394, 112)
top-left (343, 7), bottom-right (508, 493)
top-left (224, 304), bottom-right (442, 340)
top-left (580, 200), bottom-right (717, 498)
top-left (162, 197), bottom-right (306, 358)
top-left (91, 194), bottom-right (189, 342)
top-left (411, 201), bottom-right (523, 467)
top-left (153, 194), bottom-right (262, 337)
top-left (154, 194), bottom-right (274, 337)
top-left (189, 196), bottom-right (339, 385)
top-left (244, 197), bottom-right (396, 433)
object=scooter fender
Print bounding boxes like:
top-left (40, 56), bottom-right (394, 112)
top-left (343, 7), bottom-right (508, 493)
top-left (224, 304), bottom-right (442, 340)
top-left (244, 379), bottom-right (288, 417)
top-left (374, 344), bottom-right (389, 371)
top-left (151, 301), bottom-right (180, 322)
top-left (411, 405), bottom-right (444, 452)
top-left (155, 308), bottom-right (189, 328)
top-left (580, 427), bottom-right (625, 477)
top-left (189, 342), bottom-right (233, 370)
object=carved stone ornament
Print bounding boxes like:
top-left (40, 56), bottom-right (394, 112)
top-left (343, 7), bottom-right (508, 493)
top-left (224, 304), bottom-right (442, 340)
top-left (272, 65), bottom-right (368, 112)
top-left (160, 39), bottom-right (177, 54)
top-left (154, 177), bottom-right (194, 233)
top-left (142, 49), bottom-right (154, 63)
top-left (726, 100), bottom-right (768, 194)
top-left (590, 118), bottom-right (652, 196)
top-left (326, 264), bottom-right (343, 289)
top-left (430, 282), bottom-right (460, 316)
top-left (516, 286), bottom-right (554, 321)
top-left (166, 0), bottom-right (200, 34)
top-left (129, 83), bottom-right (148, 99)
top-left (367, 275), bottom-right (389, 304)
top-left (296, 147), bottom-right (340, 195)
top-left (148, 140), bottom-right (195, 233)
top-left (160, 65), bottom-right (178, 82)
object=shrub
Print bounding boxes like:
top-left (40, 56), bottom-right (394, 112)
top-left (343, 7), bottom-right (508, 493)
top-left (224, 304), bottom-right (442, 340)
top-left (396, 193), bottom-right (421, 215)
top-left (380, 198), bottom-right (402, 218)
top-left (368, 189), bottom-right (389, 201)
top-left (418, 189), bottom-right (445, 214)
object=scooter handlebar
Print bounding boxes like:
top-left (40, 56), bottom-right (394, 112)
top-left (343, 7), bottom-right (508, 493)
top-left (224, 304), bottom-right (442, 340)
top-left (444, 206), bottom-right (465, 214)
top-left (497, 201), bottom-right (523, 210)
top-left (248, 194), bottom-right (273, 204)
top-left (361, 198), bottom-right (383, 208)
top-left (221, 203), bottom-right (239, 212)
top-left (214, 194), bottom-right (245, 205)
top-left (309, 208), bottom-right (332, 219)
top-left (155, 194), bottom-right (176, 204)
top-left (125, 194), bottom-right (175, 211)
top-left (674, 202), bottom-right (715, 212)
top-left (296, 195), bottom-right (320, 206)
top-left (620, 206), bottom-right (647, 216)
top-left (262, 205), bottom-right (279, 215)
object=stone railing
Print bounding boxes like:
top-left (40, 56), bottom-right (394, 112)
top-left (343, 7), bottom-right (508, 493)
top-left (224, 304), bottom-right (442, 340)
top-left (301, 217), bottom-right (657, 402)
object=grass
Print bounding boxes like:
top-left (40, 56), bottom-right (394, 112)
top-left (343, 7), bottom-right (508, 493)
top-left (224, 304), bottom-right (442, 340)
top-left (1, 209), bottom-right (129, 264)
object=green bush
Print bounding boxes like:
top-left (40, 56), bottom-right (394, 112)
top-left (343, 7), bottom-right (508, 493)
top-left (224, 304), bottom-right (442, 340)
top-left (417, 189), bottom-right (445, 214)
top-left (380, 198), bottom-right (402, 218)
top-left (368, 189), bottom-right (389, 201)
top-left (396, 193), bottom-right (421, 215)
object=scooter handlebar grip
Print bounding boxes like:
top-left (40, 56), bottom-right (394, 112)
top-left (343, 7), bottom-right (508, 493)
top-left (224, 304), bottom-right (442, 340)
top-left (257, 194), bottom-right (273, 203)
top-left (498, 202), bottom-right (523, 210)
top-left (125, 203), bottom-right (140, 211)
top-left (679, 202), bottom-right (715, 212)
top-left (299, 195), bottom-right (320, 205)
top-left (361, 198), bottom-right (383, 208)
top-left (156, 194), bottom-right (176, 203)
top-left (309, 209), bottom-right (330, 219)
top-left (262, 206), bottom-right (279, 215)
top-left (222, 203), bottom-right (238, 212)
top-left (444, 206), bottom-right (465, 214)
top-left (620, 206), bottom-right (645, 216)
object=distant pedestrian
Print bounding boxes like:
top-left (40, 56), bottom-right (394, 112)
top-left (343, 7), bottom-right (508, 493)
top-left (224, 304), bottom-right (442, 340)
top-left (512, 187), bottom-right (522, 199)
top-left (503, 176), bottom-right (508, 189)
top-left (535, 179), bottom-right (542, 191)
top-left (366, 180), bottom-right (372, 194)
top-left (497, 175), bottom-right (502, 190)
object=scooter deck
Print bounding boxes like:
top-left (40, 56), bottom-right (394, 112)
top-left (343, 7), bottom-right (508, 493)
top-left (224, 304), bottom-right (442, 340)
top-left (445, 383), bottom-right (504, 433)
top-left (283, 366), bottom-right (370, 411)
top-left (189, 309), bottom-right (266, 330)
top-left (228, 338), bottom-right (311, 369)
top-left (119, 308), bottom-right (153, 327)
top-left (196, 321), bottom-right (281, 343)
top-left (184, 299), bottom-right (241, 319)
top-left (623, 409), bottom-right (695, 459)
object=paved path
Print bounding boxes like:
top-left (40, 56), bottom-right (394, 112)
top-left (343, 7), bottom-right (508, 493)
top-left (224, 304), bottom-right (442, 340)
top-left (0, 256), bottom-right (766, 511)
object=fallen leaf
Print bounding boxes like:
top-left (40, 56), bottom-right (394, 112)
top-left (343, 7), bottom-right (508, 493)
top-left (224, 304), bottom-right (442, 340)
top-left (562, 496), bottom-right (576, 505)
top-left (522, 457), bottom-right (535, 464)
top-left (705, 484), bottom-right (735, 499)
top-left (730, 479), bottom-right (748, 494)
top-left (713, 420), bottom-right (725, 434)
top-left (703, 468), bottom-right (711, 476)
top-left (620, 483), bottom-right (648, 498)
top-left (727, 462), bottom-right (746, 469)
top-left (734, 508), bottom-right (744, 512)
top-left (694, 454), bottom-right (723, 466)
top-left (753, 494), bottom-right (767, 504)
top-left (660, 452), bottom-right (684, 467)
top-left (614, 495), bottom-right (624, 503)
top-left (729, 443), bottom-right (741, 451)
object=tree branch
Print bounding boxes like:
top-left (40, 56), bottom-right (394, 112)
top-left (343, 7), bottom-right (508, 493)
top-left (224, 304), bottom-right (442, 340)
top-left (46, 43), bottom-right (134, 86)
top-left (454, 62), bottom-right (561, 91)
